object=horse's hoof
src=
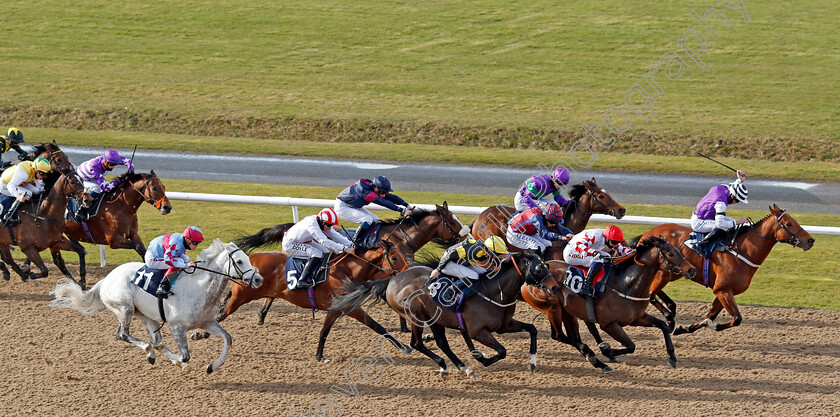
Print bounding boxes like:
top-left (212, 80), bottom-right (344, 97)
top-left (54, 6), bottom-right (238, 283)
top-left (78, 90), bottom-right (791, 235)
top-left (147, 355), bottom-right (156, 365)
top-left (465, 369), bottom-right (477, 379)
top-left (607, 357), bottom-right (620, 364)
top-left (667, 358), bottom-right (677, 368)
top-left (322, 358), bottom-right (332, 364)
top-left (470, 350), bottom-right (485, 359)
top-left (602, 366), bottom-right (614, 374)
top-left (527, 363), bottom-right (536, 373)
top-left (439, 369), bottom-right (449, 380)
top-left (206, 364), bottom-right (214, 374)
top-left (182, 364), bottom-right (193, 372)
top-left (673, 326), bottom-right (688, 335)
top-left (401, 345), bottom-right (413, 355)
top-left (422, 335), bottom-right (435, 343)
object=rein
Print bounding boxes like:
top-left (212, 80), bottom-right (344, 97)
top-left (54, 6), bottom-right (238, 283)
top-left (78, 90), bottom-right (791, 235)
top-left (185, 248), bottom-right (256, 288)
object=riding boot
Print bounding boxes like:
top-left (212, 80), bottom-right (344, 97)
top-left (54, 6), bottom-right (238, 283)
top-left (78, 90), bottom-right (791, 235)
top-left (581, 262), bottom-right (602, 297)
top-left (695, 228), bottom-right (726, 257)
top-left (352, 222), bottom-right (371, 248)
top-left (1, 200), bottom-right (21, 226)
top-left (156, 271), bottom-right (179, 296)
top-left (298, 256), bottom-right (321, 287)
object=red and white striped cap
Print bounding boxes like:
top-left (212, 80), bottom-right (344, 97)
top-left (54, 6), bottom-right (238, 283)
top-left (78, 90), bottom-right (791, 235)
top-left (318, 208), bottom-right (340, 226)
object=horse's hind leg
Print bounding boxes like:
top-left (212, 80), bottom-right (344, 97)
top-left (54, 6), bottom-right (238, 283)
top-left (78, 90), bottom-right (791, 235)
top-left (674, 297), bottom-right (726, 335)
top-left (0, 259), bottom-right (9, 281)
top-left (631, 313), bottom-right (678, 368)
top-left (400, 317), bottom-right (410, 333)
top-left (468, 328), bottom-right (506, 369)
top-left (200, 321), bottom-right (232, 374)
top-left (408, 323), bottom-right (448, 378)
top-left (257, 297), bottom-right (274, 325)
top-left (112, 306), bottom-right (155, 360)
top-left (0, 245), bottom-right (27, 280)
top-left (496, 319), bottom-right (539, 372)
top-left (344, 308), bottom-right (412, 357)
top-left (430, 324), bottom-right (474, 378)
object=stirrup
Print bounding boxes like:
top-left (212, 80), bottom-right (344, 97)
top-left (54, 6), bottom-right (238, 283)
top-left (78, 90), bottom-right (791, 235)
top-left (156, 286), bottom-right (173, 296)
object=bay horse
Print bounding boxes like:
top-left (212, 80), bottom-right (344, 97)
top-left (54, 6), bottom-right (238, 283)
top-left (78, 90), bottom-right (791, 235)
top-left (330, 251), bottom-right (559, 378)
top-left (471, 179), bottom-right (626, 260)
top-left (28, 141), bottom-right (74, 173)
top-left (0, 170), bottom-right (92, 283)
top-left (522, 236), bottom-right (695, 372)
top-left (641, 204), bottom-right (814, 335)
top-left (49, 239), bottom-right (263, 374)
top-left (238, 202), bottom-right (469, 326)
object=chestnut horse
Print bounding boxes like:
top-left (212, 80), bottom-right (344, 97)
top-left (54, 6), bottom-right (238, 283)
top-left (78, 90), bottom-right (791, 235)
top-left (239, 202), bottom-right (469, 325)
top-left (59, 171), bottom-right (171, 289)
top-left (28, 142), bottom-right (74, 173)
top-left (522, 236), bottom-right (695, 372)
top-left (330, 251), bottom-right (559, 378)
top-left (0, 171), bottom-right (92, 283)
top-left (471, 179), bottom-right (626, 260)
top-left (641, 204), bottom-right (815, 335)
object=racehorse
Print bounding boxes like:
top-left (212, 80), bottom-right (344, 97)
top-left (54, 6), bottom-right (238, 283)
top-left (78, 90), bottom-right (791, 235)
top-left (0, 170), bottom-right (92, 283)
top-left (641, 204), bottom-right (814, 335)
top-left (522, 236), bottom-right (695, 372)
top-left (29, 142), bottom-right (74, 173)
top-left (470, 179), bottom-right (626, 260)
top-left (49, 239), bottom-right (263, 374)
top-left (330, 251), bottom-right (560, 378)
top-left (59, 171), bottom-right (171, 288)
top-left (238, 202), bottom-right (469, 326)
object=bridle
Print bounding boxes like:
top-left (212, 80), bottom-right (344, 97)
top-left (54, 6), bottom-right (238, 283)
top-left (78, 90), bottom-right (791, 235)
top-left (187, 247), bottom-right (258, 288)
top-left (385, 208), bottom-right (462, 253)
top-left (473, 255), bottom-right (555, 308)
top-left (749, 211), bottom-right (806, 248)
top-left (130, 174), bottom-right (168, 209)
top-left (634, 243), bottom-right (689, 276)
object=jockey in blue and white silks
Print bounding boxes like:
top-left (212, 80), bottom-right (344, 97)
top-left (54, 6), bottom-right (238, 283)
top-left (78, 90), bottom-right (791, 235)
top-left (145, 226), bottom-right (205, 295)
top-left (76, 149), bottom-right (135, 196)
top-left (506, 204), bottom-right (573, 254)
top-left (334, 176), bottom-right (415, 246)
top-left (514, 167), bottom-right (571, 213)
top-left (283, 208), bottom-right (353, 287)
top-left (688, 170), bottom-right (749, 257)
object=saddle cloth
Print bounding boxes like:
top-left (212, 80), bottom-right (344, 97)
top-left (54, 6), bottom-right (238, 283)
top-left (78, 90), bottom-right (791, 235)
top-left (130, 265), bottom-right (169, 299)
top-left (285, 254), bottom-right (331, 290)
top-left (426, 273), bottom-right (477, 313)
top-left (66, 193), bottom-right (107, 223)
top-left (562, 265), bottom-right (611, 296)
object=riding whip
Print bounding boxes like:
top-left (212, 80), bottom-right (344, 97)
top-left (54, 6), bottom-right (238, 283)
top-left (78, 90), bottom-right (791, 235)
top-left (696, 152), bottom-right (738, 173)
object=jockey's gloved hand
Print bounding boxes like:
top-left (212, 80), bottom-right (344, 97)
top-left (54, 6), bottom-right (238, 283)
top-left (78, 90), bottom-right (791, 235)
top-left (401, 206), bottom-right (411, 216)
top-left (127, 161), bottom-right (135, 173)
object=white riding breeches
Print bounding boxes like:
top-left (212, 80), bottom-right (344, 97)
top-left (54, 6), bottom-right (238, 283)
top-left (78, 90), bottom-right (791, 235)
top-left (440, 262), bottom-right (486, 281)
top-left (690, 213), bottom-right (735, 233)
top-left (334, 200), bottom-right (378, 224)
top-left (506, 228), bottom-right (552, 252)
top-left (282, 240), bottom-right (328, 258)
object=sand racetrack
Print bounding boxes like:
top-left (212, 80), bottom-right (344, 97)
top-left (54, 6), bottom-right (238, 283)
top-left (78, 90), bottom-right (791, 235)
top-left (1, 265), bottom-right (838, 416)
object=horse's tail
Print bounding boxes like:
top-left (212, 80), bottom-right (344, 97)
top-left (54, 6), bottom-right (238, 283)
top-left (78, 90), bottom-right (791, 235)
top-left (235, 223), bottom-right (294, 252)
top-left (48, 277), bottom-right (104, 316)
top-left (328, 278), bottom-right (391, 315)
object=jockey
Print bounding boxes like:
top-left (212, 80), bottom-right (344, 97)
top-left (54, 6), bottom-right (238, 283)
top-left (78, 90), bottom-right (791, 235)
top-left (429, 236), bottom-right (509, 285)
top-left (514, 167), bottom-right (571, 213)
top-left (0, 157), bottom-right (51, 224)
top-left (282, 208), bottom-right (354, 287)
top-left (334, 176), bottom-right (415, 247)
top-left (563, 225), bottom-right (634, 297)
top-left (688, 170), bottom-right (749, 257)
top-left (76, 149), bottom-right (135, 198)
top-left (146, 226), bottom-right (205, 296)
top-left (0, 127), bottom-right (28, 169)
top-left (506, 204), bottom-right (574, 254)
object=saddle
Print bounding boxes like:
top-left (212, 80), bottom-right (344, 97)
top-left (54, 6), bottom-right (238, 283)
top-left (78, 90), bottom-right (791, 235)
top-left (285, 254), bottom-right (331, 290)
top-left (684, 230), bottom-right (735, 258)
top-left (130, 265), bottom-right (170, 299)
top-left (66, 193), bottom-right (107, 223)
top-left (426, 273), bottom-right (478, 313)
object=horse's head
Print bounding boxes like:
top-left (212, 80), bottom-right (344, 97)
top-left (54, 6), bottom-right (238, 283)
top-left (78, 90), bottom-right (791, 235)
top-left (34, 141), bottom-right (74, 172)
top-left (59, 171), bottom-right (93, 208)
top-left (651, 236), bottom-right (696, 279)
top-left (768, 204), bottom-right (815, 251)
top-left (130, 170), bottom-right (171, 214)
top-left (516, 251), bottom-right (558, 294)
top-left (223, 240), bottom-right (264, 289)
top-left (578, 178), bottom-right (626, 219)
top-left (435, 201), bottom-right (470, 241)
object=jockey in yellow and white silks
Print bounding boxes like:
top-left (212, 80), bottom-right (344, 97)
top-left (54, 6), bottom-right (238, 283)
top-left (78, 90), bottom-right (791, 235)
top-left (0, 157), bottom-right (51, 202)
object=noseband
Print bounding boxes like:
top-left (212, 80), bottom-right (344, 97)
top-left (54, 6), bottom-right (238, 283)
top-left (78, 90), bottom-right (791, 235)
top-left (131, 175), bottom-right (168, 209)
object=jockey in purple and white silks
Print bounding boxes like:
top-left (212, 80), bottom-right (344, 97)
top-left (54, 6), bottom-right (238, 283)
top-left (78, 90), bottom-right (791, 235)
top-left (283, 208), bottom-right (354, 287)
top-left (334, 176), bottom-right (415, 246)
top-left (688, 170), bottom-right (749, 257)
top-left (145, 226), bottom-right (205, 296)
top-left (76, 149), bottom-right (135, 196)
top-left (514, 167), bottom-right (571, 213)
top-left (506, 204), bottom-right (573, 254)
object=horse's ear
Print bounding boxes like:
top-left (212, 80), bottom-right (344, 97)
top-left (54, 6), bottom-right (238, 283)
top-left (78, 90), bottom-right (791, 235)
top-left (442, 201), bottom-right (448, 209)
top-left (771, 204), bottom-right (780, 212)
top-left (52, 139), bottom-right (57, 145)
top-left (150, 169), bottom-right (156, 176)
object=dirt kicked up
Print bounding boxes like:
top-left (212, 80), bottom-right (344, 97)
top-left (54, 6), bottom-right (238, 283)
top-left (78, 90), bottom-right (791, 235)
top-left (1, 265), bottom-right (838, 416)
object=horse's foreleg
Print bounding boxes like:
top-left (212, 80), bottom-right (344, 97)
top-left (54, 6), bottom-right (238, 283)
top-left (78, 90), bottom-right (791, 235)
top-left (0, 261), bottom-right (8, 281)
top-left (709, 290), bottom-right (742, 331)
top-left (200, 321), bottom-right (232, 374)
top-left (400, 317), bottom-right (410, 333)
top-left (496, 319), bottom-right (539, 372)
top-left (650, 293), bottom-right (676, 333)
top-left (674, 297), bottom-right (726, 335)
top-left (468, 328), bottom-right (506, 370)
top-left (258, 297), bottom-right (275, 325)
top-left (345, 308), bottom-right (412, 357)
top-left (431, 324), bottom-right (473, 377)
top-left (20, 246), bottom-right (48, 280)
top-left (0, 245), bottom-right (27, 280)
top-left (631, 313), bottom-right (678, 368)
top-left (168, 324), bottom-right (192, 372)
top-left (559, 313), bottom-right (612, 373)
top-left (316, 311), bottom-right (341, 363)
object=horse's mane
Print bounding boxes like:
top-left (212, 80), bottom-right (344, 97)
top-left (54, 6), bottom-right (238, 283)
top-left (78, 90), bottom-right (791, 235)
top-left (563, 180), bottom-right (597, 222)
top-left (614, 235), bottom-right (660, 268)
top-left (735, 213), bottom-right (771, 238)
top-left (196, 238), bottom-right (226, 264)
top-left (116, 171), bottom-right (146, 183)
top-left (567, 183), bottom-right (588, 201)
top-left (377, 208), bottom-right (433, 226)
top-left (30, 143), bottom-right (50, 156)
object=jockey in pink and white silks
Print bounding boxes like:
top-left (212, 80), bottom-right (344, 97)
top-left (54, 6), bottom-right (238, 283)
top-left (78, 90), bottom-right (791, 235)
top-left (334, 176), bottom-right (415, 247)
top-left (514, 167), bottom-right (571, 213)
top-left (145, 226), bottom-right (205, 296)
top-left (688, 170), bottom-right (749, 257)
top-left (506, 204), bottom-right (573, 254)
top-left (563, 225), bottom-right (634, 297)
top-left (76, 149), bottom-right (135, 196)
top-left (283, 208), bottom-right (354, 287)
